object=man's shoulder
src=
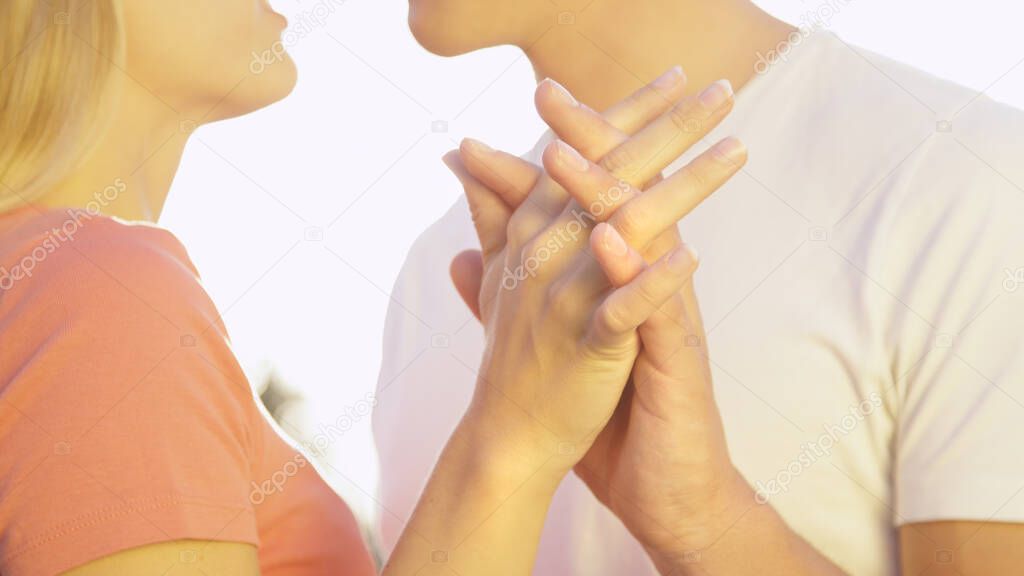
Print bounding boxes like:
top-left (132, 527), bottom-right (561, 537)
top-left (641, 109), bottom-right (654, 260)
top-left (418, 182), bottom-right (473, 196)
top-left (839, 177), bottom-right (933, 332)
top-left (785, 33), bottom-right (1024, 220)
top-left (396, 195), bottom-right (476, 282)
top-left (384, 196), bottom-right (478, 331)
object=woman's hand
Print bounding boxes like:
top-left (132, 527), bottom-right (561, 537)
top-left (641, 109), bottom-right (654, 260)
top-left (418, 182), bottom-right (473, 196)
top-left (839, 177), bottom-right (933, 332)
top-left (448, 68), bottom-right (702, 478)
top-left (497, 132), bottom-right (750, 570)
top-left (459, 172), bottom-right (701, 477)
top-left (451, 69), bottom-right (743, 482)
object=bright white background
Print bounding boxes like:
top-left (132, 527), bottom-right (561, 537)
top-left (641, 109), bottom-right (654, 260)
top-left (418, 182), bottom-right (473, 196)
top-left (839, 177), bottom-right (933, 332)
top-left (161, 0), bottom-right (1024, 533)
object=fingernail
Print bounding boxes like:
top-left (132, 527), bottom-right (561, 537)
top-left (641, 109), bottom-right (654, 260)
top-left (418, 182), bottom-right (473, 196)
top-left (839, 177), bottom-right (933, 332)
top-left (600, 224), bottom-right (629, 257)
top-left (462, 138), bottom-right (493, 155)
top-left (546, 78), bottom-right (579, 107)
top-left (698, 79), bottom-right (733, 110)
top-left (556, 140), bottom-right (590, 172)
top-left (652, 66), bottom-right (685, 91)
top-left (668, 243), bottom-right (699, 270)
top-left (711, 137), bottom-right (747, 165)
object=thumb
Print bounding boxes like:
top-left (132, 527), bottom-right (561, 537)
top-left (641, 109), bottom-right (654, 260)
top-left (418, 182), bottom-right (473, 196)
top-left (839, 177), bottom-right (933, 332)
top-left (450, 250), bottom-right (483, 322)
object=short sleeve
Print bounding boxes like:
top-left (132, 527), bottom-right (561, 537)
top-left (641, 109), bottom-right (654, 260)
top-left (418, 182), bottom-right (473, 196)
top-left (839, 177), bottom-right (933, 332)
top-left (891, 108), bottom-right (1024, 524)
top-left (0, 219), bottom-right (261, 575)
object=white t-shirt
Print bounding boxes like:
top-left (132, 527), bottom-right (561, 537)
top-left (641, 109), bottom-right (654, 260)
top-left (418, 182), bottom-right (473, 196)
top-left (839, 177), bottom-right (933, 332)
top-left (373, 32), bottom-right (1024, 575)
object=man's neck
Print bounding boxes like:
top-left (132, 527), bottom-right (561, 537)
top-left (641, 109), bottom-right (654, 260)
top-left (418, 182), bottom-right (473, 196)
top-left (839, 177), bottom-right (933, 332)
top-left (522, 0), bottom-right (795, 112)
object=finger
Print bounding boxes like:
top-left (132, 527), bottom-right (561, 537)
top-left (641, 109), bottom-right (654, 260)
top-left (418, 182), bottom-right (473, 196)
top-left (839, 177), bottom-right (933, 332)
top-left (592, 226), bottom-right (708, 397)
top-left (593, 79), bottom-right (736, 191)
top-left (508, 139), bottom-right (635, 279)
top-left (501, 78), bottom-right (596, 224)
top-left (587, 244), bottom-right (699, 348)
top-left (544, 136), bottom-right (745, 250)
top-left (592, 223), bottom-right (708, 365)
top-left (443, 151), bottom-right (511, 261)
top-left (542, 140), bottom-right (641, 223)
top-left (636, 290), bottom-right (704, 379)
top-left (509, 69), bottom-right (686, 242)
top-left (499, 70), bottom-right (697, 251)
top-left (547, 222), bottom-right (645, 308)
top-left (603, 66), bottom-right (688, 134)
top-left (459, 138), bottom-right (542, 208)
top-left (548, 223), bottom-right (679, 308)
top-left (450, 250), bottom-right (484, 322)
top-left (535, 67), bottom-right (687, 161)
top-left (590, 223), bottom-right (646, 287)
top-left (503, 69), bottom-right (696, 251)
top-left (592, 225), bottom-right (708, 390)
top-left (609, 136), bottom-right (746, 249)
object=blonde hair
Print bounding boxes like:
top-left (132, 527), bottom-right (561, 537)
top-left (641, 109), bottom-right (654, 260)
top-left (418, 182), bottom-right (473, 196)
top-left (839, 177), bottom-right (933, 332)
top-left (0, 0), bottom-right (123, 212)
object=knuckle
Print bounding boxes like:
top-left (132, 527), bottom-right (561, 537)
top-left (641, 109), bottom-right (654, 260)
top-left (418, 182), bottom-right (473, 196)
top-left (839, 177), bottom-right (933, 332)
top-left (661, 293), bottom-right (689, 321)
top-left (520, 235), bottom-right (544, 264)
top-left (507, 211), bottom-right (537, 246)
top-left (668, 101), bottom-right (704, 134)
top-left (622, 91), bottom-right (646, 110)
top-left (598, 302), bottom-right (630, 336)
top-left (545, 281), bottom-right (567, 308)
top-left (611, 204), bottom-right (646, 242)
top-left (518, 237), bottom-right (549, 277)
top-left (546, 280), bottom-right (580, 319)
top-left (680, 164), bottom-right (712, 191)
top-left (601, 145), bottom-right (643, 181)
top-left (520, 234), bottom-right (543, 259)
top-left (467, 198), bottom-right (486, 228)
top-left (634, 280), bottom-right (661, 309)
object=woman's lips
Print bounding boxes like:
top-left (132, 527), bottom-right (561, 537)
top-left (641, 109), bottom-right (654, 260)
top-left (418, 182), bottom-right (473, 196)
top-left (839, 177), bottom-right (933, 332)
top-left (261, 0), bottom-right (288, 27)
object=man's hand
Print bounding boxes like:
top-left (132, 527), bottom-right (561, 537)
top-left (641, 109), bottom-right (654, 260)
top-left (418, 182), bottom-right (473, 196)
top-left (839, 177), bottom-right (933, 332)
top-left (583, 220), bottom-right (843, 576)
top-left (585, 220), bottom-right (748, 566)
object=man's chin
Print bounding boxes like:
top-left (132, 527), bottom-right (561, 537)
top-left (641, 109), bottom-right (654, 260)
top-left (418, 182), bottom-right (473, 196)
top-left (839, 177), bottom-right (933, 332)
top-left (407, 11), bottom-right (473, 57)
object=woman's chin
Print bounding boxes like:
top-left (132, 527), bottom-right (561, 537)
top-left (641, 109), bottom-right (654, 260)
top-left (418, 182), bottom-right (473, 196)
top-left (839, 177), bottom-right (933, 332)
top-left (205, 57), bottom-right (299, 122)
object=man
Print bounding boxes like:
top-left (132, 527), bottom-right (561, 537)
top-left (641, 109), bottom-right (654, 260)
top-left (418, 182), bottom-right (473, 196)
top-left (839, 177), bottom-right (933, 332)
top-left (375, 1), bottom-right (1024, 573)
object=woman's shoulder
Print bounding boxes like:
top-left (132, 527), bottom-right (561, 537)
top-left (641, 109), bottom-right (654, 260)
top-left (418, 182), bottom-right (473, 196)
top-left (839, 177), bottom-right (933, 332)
top-left (0, 207), bottom-right (196, 296)
top-left (0, 209), bottom-right (267, 574)
top-left (0, 206), bottom-right (242, 406)
top-left (0, 207), bottom-right (227, 334)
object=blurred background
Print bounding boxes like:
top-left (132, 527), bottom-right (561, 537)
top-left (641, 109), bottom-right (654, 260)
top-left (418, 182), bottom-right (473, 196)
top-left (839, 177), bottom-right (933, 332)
top-left (160, 0), bottom-right (1024, 545)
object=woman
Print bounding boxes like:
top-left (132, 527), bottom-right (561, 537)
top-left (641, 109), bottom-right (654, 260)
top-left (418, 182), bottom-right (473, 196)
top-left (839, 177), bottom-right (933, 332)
top-left (0, 1), bottom-right (764, 574)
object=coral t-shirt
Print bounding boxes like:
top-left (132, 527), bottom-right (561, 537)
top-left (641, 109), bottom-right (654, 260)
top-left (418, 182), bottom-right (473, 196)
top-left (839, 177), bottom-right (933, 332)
top-left (0, 206), bottom-right (376, 575)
